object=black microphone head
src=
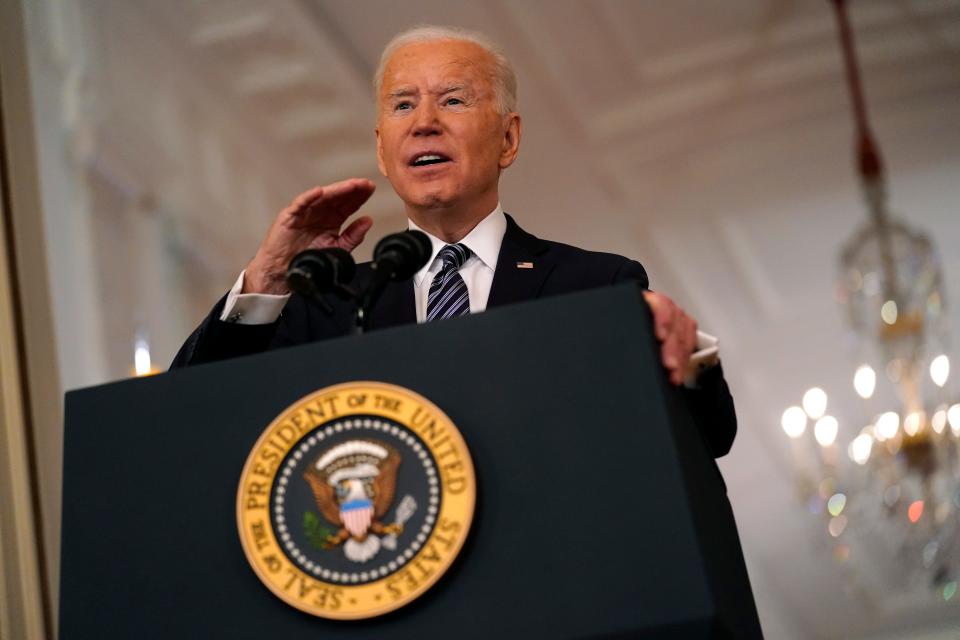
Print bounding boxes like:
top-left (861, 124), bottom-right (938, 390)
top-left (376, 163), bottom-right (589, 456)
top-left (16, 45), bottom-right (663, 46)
top-left (372, 230), bottom-right (432, 281)
top-left (286, 247), bottom-right (356, 298)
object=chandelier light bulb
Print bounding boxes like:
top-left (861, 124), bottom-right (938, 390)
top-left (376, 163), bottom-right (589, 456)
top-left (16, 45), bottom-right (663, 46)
top-left (876, 411), bottom-right (900, 440)
top-left (814, 415), bottom-right (839, 447)
top-left (932, 407), bottom-right (948, 434)
top-left (880, 300), bottom-right (898, 325)
top-left (849, 433), bottom-right (873, 464)
top-left (853, 365), bottom-right (876, 399)
top-left (948, 404), bottom-right (960, 434)
top-left (781, 406), bottom-right (807, 439)
top-left (870, 420), bottom-right (886, 442)
top-left (803, 387), bottom-right (828, 419)
top-left (930, 355), bottom-right (950, 388)
top-left (903, 412), bottom-right (923, 437)
top-left (827, 493), bottom-right (847, 517)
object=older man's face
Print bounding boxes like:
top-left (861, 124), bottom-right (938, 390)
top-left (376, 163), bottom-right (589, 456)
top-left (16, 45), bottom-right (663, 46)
top-left (376, 40), bottom-right (519, 214)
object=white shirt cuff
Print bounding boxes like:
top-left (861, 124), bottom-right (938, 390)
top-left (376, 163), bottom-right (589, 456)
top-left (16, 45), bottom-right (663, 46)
top-left (684, 330), bottom-right (721, 388)
top-left (219, 270), bottom-right (290, 325)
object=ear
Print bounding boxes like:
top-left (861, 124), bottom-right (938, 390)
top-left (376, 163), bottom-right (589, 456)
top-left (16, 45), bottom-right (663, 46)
top-left (375, 125), bottom-right (388, 177)
top-left (499, 112), bottom-right (522, 169)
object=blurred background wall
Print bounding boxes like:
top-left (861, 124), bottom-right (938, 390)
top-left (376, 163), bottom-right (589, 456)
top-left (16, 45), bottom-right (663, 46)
top-left (3, 0), bottom-right (960, 638)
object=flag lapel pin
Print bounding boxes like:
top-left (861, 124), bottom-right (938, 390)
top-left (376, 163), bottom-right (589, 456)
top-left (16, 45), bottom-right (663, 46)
top-left (516, 261), bottom-right (534, 269)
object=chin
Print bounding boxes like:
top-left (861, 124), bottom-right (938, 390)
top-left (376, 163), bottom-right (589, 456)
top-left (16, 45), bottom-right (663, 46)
top-left (404, 188), bottom-right (456, 210)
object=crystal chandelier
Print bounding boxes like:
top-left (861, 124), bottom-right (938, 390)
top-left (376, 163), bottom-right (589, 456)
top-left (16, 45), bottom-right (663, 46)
top-left (780, 0), bottom-right (960, 603)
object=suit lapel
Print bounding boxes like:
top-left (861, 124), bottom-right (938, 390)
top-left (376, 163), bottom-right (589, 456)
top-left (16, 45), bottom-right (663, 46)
top-left (487, 213), bottom-right (554, 309)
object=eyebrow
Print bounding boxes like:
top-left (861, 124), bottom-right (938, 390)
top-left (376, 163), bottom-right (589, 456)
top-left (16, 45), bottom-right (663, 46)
top-left (386, 84), bottom-right (471, 100)
top-left (387, 87), bottom-right (417, 100)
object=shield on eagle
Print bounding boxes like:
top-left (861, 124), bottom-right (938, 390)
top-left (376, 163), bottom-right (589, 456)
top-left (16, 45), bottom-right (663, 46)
top-left (303, 439), bottom-right (404, 563)
top-left (340, 499), bottom-right (374, 538)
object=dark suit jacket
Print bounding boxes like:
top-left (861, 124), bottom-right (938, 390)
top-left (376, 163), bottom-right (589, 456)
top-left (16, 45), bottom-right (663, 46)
top-left (172, 214), bottom-right (737, 457)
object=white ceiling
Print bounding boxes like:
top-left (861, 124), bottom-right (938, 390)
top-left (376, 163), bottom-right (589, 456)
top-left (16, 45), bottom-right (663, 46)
top-left (43, 0), bottom-right (960, 637)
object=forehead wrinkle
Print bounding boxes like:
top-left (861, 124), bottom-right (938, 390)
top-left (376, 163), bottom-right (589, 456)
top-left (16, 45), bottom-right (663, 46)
top-left (439, 55), bottom-right (489, 86)
top-left (379, 43), bottom-right (498, 109)
top-left (388, 48), bottom-right (490, 84)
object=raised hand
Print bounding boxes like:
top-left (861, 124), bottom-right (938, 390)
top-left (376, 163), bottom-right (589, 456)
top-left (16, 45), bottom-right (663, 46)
top-left (643, 291), bottom-right (698, 386)
top-left (244, 179), bottom-right (376, 294)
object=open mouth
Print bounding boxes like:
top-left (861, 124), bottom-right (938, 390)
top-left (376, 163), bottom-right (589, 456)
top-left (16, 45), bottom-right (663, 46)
top-left (409, 153), bottom-right (452, 167)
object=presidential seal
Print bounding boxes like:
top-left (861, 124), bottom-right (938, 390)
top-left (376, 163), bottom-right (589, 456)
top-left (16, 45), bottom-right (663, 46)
top-left (236, 382), bottom-right (475, 619)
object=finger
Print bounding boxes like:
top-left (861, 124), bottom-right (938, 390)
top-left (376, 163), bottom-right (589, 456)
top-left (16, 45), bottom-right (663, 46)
top-left (297, 179), bottom-right (376, 229)
top-left (667, 315), bottom-right (697, 381)
top-left (284, 186), bottom-right (327, 216)
top-left (644, 291), bottom-right (674, 341)
top-left (662, 335), bottom-right (685, 386)
top-left (313, 178), bottom-right (376, 210)
top-left (679, 316), bottom-right (701, 384)
top-left (331, 180), bottom-right (376, 218)
top-left (661, 327), bottom-right (683, 372)
top-left (284, 179), bottom-right (375, 220)
top-left (337, 216), bottom-right (374, 252)
top-left (671, 313), bottom-right (691, 360)
top-left (671, 317), bottom-right (696, 385)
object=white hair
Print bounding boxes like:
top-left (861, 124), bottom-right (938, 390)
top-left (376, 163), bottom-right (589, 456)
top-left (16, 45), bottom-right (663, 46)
top-left (373, 25), bottom-right (518, 115)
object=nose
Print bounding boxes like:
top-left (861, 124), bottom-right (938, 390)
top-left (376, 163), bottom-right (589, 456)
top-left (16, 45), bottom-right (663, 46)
top-left (412, 101), bottom-right (441, 137)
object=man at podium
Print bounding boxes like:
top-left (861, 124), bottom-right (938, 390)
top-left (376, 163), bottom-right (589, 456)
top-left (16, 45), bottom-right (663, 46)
top-left (172, 25), bottom-right (737, 459)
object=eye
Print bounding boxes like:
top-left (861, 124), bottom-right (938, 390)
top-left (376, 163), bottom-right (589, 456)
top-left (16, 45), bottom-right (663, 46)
top-left (394, 101), bottom-right (412, 112)
top-left (445, 97), bottom-right (463, 106)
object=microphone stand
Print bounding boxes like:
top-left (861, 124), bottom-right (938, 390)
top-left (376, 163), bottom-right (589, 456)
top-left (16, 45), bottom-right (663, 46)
top-left (289, 262), bottom-right (394, 335)
top-left (352, 307), bottom-right (366, 336)
top-left (355, 257), bottom-right (401, 334)
top-left (287, 231), bottom-right (430, 336)
top-left (353, 230), bottom-right (431, 333)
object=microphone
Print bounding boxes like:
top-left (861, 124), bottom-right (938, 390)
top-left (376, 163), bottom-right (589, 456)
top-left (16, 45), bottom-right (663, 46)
top-left (371, 230), bottom-right (432, 281)
top-left (286, 248), bottom-right (357, 301)
top-left (358, 230), bottom-right (432, 330)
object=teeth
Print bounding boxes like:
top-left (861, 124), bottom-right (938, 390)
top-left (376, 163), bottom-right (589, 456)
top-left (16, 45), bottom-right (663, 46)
top-left (414, 154), bottom-right (446, 164)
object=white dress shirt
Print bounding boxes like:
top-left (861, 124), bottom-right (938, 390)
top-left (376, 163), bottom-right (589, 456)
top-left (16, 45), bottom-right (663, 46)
top-left (409, 204), bottom-right (505, 321)
top-left (218, 203), bottom-right (719, 382)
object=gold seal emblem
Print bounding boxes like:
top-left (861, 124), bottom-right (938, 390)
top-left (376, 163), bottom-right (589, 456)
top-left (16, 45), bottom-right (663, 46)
top-left (236, 382), bottom-right (475, 619)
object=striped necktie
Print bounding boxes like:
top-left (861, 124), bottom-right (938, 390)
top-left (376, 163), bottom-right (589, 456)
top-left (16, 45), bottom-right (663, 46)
top-left (426, 244), bottom-right (472, 321)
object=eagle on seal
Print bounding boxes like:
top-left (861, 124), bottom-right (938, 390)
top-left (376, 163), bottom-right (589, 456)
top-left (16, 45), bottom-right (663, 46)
top-left (303, 439), bottom-right (403, 562)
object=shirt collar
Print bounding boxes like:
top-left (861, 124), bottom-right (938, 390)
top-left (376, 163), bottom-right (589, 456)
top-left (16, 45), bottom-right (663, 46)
top-left (410, 203), bottom-right (507, 286)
